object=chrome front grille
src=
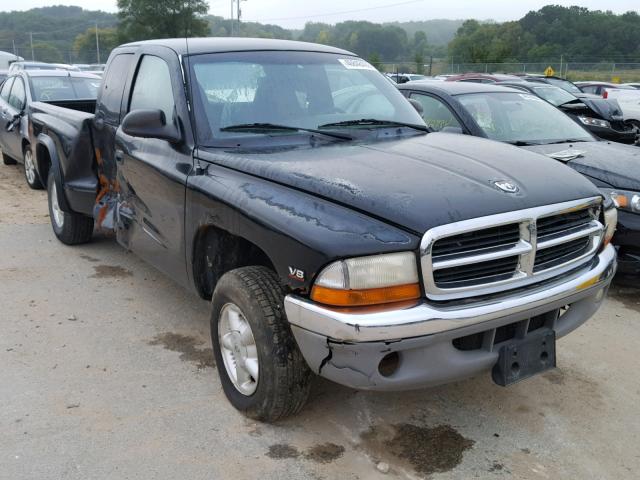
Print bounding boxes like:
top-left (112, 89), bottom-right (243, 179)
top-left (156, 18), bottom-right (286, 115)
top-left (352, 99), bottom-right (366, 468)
top-left (421, 197), bottom-right (603, 301)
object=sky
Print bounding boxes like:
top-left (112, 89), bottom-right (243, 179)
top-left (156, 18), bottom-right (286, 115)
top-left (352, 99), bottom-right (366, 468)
top-left (1, 0), bottom-right (638, 29)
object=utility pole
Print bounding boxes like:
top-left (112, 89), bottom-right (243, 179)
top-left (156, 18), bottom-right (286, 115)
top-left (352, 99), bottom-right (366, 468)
top-left (230, 0), bottom-right (234, 36)
top-left (237, 0), bottom-right (241, 36)
top-left (30, 32), bottom-right (34, 61)
top-left (12, 39), bottom-right (17, 58)
top-left (95, 22), bottom-right (101, 64)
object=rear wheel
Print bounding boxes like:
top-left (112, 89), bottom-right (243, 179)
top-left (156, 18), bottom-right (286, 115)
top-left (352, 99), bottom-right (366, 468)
top-left (211, 266), bottom-right (312, 422)
top-left (2, 152), bottom-right (17, 165)
top-left (47, 171), bottom-right (94, 245)
top-left (23, 147), bottom-right (43, 189)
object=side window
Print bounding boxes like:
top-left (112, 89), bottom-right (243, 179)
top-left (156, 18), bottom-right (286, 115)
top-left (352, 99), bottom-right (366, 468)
top-left (8, 78), bottom-right (26, 110)
top-left (99, 53), bottom-right (134, 124)
top-left (410, 93), bottom-right (462, 132)
top-left (580, 85), bottom-right (597, 95)
top-left (129, 55), bottom-right (175, 122)
top-left (0, 77), bottom-right (14, 101)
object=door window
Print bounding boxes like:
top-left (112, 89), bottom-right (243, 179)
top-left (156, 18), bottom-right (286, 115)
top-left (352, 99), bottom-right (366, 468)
top-left (0, 77), bottom-right (14, 101)
top-left (8, 78), bottom-right (26, 110)
top-left (129, 55), bottom-right (175, 123)
top-left (99, 53), bottom-right (134, 124)
top-left (410, 93), bottom-right (462, 131)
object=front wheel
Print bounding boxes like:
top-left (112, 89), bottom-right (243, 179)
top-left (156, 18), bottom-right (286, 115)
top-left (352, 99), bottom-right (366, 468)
top-left (23, 147), bottom-right (43, 189)
top-left (47, 171), bottom-right (94, 245)
top-left (211, 266), bottom-right (312, 422)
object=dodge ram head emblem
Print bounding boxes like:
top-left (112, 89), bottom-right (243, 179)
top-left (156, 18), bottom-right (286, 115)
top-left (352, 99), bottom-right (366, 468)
top-left (494, 180), bottom-right (519, 193)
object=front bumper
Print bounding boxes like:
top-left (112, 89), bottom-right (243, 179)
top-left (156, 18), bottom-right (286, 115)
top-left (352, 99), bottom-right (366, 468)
top-left (285, 245), bottom-right (616, 390)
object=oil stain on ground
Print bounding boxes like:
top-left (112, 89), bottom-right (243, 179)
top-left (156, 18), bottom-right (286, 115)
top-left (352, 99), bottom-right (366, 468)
top-left (266, 443), bottom-right (345, 464)
top-left (360, 423), bottom-right (474, 477)
top-left (79, 254), bottom-right (100, 263)
top-left (90, 265), bottom-right (133, 279)
top-left (148, 333), bottom-right (215, 369)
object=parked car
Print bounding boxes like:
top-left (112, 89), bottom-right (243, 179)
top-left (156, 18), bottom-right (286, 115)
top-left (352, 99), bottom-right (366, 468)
top-left (575, 82), bottom-right (640, 129)
top-left (8, 61), bottom-right (79, 73)
top-left (30, 38), bottom-right (616, 421)
top-left (0, 70), bottom-right (100, 188)
top-left (445, 72), bottom-right (521, 83)
top-left (516, 74), bottom-right (593, 97)
top-left (398, 81), bottom-right (637, 273)
top-left (386, 73), bottom-right (428, 84)
top-left (497, 80), bottom-right (639, 144)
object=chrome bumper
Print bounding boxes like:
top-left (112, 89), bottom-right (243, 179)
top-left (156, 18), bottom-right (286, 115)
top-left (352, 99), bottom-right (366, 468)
top-left (284, 245), bottom-right (617, 343)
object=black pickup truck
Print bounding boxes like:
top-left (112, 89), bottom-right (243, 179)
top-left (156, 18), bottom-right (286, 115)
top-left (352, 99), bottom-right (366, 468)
top-left (30, 38), bottom-right (617, 421)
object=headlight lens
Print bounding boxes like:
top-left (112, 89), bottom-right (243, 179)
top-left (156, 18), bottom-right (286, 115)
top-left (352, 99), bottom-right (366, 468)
top-left (600, 188), bottom-right (640, 214)
top-left (311, 252), bottom-right (420, 306)
top-left (578, 116), bottom-right (611, 129)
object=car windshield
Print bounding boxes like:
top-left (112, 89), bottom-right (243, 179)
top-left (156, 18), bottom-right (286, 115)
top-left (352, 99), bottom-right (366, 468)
top-left (544, 78), bottom-right (582, 94)
top-left (30, 76), bottom-right (100, 101)
top-left (188, 51), bottom-right (425, 146)
top-left (533, 86), bottom-right (577, 106)
top-left (457, 92), bottom-right (594, 144)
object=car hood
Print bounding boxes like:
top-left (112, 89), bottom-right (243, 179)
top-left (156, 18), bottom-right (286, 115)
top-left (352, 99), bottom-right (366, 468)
top-left (578, 98), bottom-right (625, 121)
top-left (199, 133), bottom-right (600, 234)
top-left (522, 141), bottom-right (640, 191)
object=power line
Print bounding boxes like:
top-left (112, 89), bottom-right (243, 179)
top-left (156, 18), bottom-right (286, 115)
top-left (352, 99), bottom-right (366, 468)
top-left (245, 0), bottom-right (425, 23)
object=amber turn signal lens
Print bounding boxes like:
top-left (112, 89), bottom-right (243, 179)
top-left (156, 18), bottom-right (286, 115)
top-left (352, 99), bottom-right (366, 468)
top-left (311, 283), bottom-right (421, 307)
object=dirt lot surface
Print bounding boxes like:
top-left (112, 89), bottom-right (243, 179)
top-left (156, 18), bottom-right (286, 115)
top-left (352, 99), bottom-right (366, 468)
top-left (1, 161), bottom-right (639, 479)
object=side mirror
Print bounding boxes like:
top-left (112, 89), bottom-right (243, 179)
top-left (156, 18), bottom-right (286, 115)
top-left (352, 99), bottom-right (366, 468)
top-left (6, 113), bottom-right (21, 132)
top-left (121, 109), bottom-right (182, 143)
top-left (408, 98), bottom-right (424, 115)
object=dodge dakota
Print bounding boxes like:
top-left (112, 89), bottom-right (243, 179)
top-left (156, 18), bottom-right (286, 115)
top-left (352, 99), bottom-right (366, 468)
top-left (30, 38), bottom-right (617, 421)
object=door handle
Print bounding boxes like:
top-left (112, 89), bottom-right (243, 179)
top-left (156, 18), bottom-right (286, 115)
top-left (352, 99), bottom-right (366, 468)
top-left (115, 150), bottom-right (124, 163)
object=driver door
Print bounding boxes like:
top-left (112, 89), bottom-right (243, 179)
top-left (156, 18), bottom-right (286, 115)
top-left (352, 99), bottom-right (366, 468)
top-left (0, 76), bottom-right (22, 159)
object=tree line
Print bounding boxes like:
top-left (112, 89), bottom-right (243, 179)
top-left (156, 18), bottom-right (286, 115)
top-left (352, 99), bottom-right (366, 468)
top-left (0, 3), bottom-right (638, 67)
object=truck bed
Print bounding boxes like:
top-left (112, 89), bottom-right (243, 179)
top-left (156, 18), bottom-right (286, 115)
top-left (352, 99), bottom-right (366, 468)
top-left (30, 101), bottom-right (98, 217)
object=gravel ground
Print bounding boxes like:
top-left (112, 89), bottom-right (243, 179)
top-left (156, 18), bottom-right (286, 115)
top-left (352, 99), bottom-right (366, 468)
top-left (1, 161), bottom-right (639, 480)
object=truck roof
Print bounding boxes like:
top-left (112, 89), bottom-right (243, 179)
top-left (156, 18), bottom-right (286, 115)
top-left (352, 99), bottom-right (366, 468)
top-left (119, 37), bottom-right (356, 56)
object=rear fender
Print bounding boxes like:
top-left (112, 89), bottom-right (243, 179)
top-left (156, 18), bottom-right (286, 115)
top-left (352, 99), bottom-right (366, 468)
top-left (37, 133), bottom-right (72, 213)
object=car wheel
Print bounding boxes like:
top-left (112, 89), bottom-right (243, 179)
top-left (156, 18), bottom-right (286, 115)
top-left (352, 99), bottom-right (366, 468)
top-left (211, 266), bottom-right (312, 422)
top-left (23, 146), bottom-right (43, 189)
top-left (2, 151), bottom-right (17, 165)
top-left (47, 171), bottom-right (94, 245)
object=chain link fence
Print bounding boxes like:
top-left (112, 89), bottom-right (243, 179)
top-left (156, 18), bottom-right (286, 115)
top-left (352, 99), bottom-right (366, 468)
top-left (379, 61), bottom-right (640, 82)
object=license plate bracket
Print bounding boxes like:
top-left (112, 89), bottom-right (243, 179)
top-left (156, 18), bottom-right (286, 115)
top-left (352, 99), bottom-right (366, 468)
top-left (492, 329), bottom-right (556, 386)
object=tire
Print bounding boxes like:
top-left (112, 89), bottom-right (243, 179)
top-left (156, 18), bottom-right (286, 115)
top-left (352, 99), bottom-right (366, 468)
top-left (211, 266), bottom-right (312, 422)
top-left (23, 146), bottom-right (43, 190)
top-left (2, 151), bottom-right (17, 165)
top-left (47, 171), bottom-right (94, 245)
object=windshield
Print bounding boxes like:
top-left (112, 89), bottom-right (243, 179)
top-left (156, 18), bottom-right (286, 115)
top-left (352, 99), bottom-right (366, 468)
top-left (457, 92), bottom-right (594, 144)
top-left (30, 76), bottom-right (100, 101)
top-left (533, 86), bottom-right (576, 106)
top-left (188, 51), bottom-right (425, 146)
top-left (544, 78), bottom-right (582, 94)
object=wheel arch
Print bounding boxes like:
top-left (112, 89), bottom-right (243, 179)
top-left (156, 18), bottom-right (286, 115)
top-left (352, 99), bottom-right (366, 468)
top-left (192, 224), bottom-right (277, 300)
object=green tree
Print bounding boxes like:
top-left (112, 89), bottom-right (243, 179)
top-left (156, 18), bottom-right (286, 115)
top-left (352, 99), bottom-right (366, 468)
top-left (33, 42), bottom-right (63, 63)
top-left (368, 52), bottom-right (382, 70)
top-left (117, 0), bottom-right (209, 42)
top-left (73, 27), bottom-right (119, 63)
top-left (414, 51), bottom-right (425, 74)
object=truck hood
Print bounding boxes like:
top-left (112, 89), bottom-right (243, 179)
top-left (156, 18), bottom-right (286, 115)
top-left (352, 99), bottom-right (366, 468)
top-left (522, 141), bottom-right (640, 191)
top-left (200, 133), bottom-right (601, 234)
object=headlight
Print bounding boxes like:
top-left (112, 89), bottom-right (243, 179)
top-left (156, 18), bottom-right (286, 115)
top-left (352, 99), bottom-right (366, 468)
top-left (578, 116), bottom-right (611, 129)
top-left (600, 188), bottom-right (640, 214)
top-left (311, 252), bottom-right (420, 307)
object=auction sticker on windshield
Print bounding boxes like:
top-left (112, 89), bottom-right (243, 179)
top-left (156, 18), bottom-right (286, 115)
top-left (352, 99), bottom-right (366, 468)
top-left (338, 58), bottom-right (376, 70)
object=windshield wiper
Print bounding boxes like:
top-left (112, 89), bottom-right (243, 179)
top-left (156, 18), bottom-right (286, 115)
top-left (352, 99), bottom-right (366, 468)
top-left (544, 139), bottom-right (590, 144)
top-left (505, 140), bottom-right (544, 146)
top-left (220, 123), bottom-right (352, 141)
top-left (318, 118), bottom-right (428, 132)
